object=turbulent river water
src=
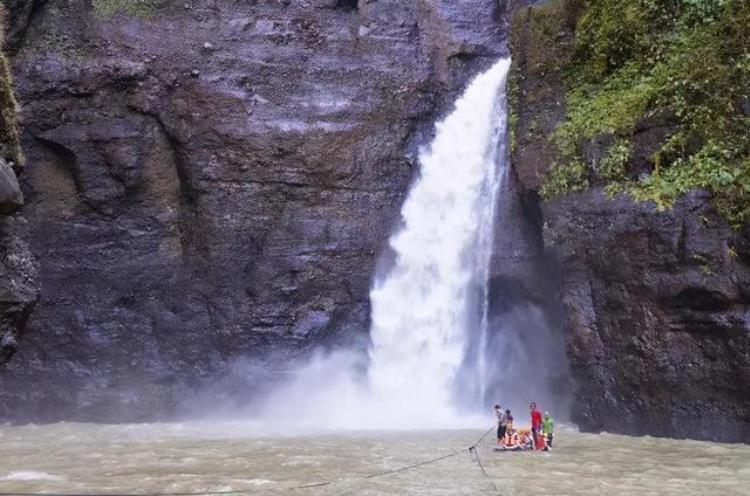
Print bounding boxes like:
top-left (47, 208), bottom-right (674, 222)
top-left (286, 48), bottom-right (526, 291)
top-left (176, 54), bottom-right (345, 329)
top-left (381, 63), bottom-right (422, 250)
top-left (1, 422), bottom-right (748, 496)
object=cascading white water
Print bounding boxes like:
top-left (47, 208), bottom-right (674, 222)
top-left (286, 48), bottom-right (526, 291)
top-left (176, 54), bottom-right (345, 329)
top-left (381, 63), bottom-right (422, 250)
top-left (250, 59), bottom-right (513, 430)
top-left (367, 58), bottom-right (512, 424)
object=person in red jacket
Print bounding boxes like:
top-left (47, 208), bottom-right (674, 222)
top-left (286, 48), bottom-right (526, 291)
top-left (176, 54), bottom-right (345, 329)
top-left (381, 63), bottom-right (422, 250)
top-left (534, 431), bottom-right (549, 451)
top-left (530, 402), bottom-right (543, 450)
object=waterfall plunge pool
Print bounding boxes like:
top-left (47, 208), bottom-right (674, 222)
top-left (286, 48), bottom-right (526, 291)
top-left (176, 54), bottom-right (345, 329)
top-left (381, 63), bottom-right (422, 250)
top-left (0, 422), bottom-right (748, 496)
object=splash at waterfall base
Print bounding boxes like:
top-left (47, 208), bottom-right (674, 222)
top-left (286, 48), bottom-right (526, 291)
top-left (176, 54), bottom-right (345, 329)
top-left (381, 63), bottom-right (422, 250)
top-left (233, 58), bottom-right (568, 433)
top-left (254, 59), bottom-right (509, 430)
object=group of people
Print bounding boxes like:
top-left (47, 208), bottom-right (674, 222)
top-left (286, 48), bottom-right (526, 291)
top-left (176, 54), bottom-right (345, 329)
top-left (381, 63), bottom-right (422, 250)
top-left (494, 402), bottom-right (554, 452)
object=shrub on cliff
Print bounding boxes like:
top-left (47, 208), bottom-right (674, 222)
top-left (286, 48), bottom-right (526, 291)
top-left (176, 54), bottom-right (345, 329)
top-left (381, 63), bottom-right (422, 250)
top-left (93, 0), bottom-right (168, 17)
top-left (539, 0), bottom-right (750, 227)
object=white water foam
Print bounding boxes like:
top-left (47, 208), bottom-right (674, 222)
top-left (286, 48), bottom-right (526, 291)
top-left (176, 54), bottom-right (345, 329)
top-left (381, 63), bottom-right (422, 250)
top-left (0, 471), bottom-right (62, 481)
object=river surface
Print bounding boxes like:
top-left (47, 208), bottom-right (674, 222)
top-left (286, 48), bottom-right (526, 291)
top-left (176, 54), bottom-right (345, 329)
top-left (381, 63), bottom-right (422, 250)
top-left (1, 422), bottom-right (748, 496)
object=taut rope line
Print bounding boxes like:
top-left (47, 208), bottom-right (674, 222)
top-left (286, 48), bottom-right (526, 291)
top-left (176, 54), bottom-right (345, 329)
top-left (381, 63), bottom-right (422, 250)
top-left (0, 426), bottom-right (501, 496)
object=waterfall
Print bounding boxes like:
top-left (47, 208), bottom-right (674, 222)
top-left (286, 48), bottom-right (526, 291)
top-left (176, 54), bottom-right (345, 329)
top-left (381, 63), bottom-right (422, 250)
top-left (252, 59), bottom-right (513, 430)
top-left (367, 58), bottom-right (511, 424)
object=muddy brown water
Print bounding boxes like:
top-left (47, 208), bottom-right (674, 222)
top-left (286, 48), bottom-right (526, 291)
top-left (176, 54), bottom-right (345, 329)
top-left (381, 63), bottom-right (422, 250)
top-left (0, 422), bottom-right (748, 495)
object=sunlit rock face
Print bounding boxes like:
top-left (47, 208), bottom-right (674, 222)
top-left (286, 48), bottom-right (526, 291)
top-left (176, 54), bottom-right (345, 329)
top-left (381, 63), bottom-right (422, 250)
top-left (0, 0), bottom-right (508, 421)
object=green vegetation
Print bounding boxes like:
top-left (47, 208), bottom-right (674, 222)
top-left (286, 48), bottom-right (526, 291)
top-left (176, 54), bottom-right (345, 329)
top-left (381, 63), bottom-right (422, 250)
top-left (540, 158), bottom-right (588, 197)
top-left (0, 5), bottom-right (23, 165)
top-left (536, 0), bottom-right (750, 226)
top-left (93, 0), bottom-right (168, 18)
top-left (599, 138), bottom-right (631, 182)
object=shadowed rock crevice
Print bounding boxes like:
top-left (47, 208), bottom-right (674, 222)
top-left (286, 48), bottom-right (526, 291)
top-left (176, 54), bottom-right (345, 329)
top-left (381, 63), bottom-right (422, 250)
top-left (4, 0), bottom-right (48, 51)
top-left (333, 0), bottom-right (359, 11)
top-left (32, 136), bottom-right (83, 195)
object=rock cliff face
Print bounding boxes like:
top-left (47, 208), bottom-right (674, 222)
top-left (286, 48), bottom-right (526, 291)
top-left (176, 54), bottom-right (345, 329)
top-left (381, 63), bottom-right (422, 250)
top-left (546, 191), bottom-right (750, 443)
top-left (0, 0), bottom-right (508, 421)
top-left (0, 3), bottom-right (38, 369)
top-left (7, 0), bottom-right (745, 442)
top-left (511, 3), bottom-right (750, 443)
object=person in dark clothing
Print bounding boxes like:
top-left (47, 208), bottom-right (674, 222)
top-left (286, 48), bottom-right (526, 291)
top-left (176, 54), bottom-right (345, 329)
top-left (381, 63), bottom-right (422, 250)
top-left (494, 404), bottom-right (507, 445)
top-left (505, 409), bottom-right (514, 430)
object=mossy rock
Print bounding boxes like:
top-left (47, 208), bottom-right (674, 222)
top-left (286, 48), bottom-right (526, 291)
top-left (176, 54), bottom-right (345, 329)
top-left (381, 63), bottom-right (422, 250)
top-left (0, 11), bottom-right (23, 167)
top-left (508, 0), bottom-right (576, 190)
top-left (515, 0), bottom-right (750, 226)
top-left (93, 0), bottom-right (169, 18)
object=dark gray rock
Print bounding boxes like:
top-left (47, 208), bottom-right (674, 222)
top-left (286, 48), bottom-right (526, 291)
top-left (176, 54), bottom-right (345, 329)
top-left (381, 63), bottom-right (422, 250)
top-left (0, 216), bottom-right (38, 365)
top-left (0, 0), bottom-right (507, 422)
top-left (543, 189), bottom-right (750, 443)
top-left (3, 0), bottom-right (48, 49)
top-left (0, 3), bottom-right (40, 371)
top-left (483, 168), bottom-right (572, 417)
top-left (0, 159), bottom-right (23, 213)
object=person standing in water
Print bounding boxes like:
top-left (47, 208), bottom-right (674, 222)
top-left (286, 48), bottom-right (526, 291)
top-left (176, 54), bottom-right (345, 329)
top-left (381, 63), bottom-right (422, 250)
top-left (530, 402), bottom-right (542, 450)
top-left (543, 411), bottom-right (555, 447)
top-left (534, 430), bottom-right (550, 451)
top-left (494, 405), bottom-right (507, 445)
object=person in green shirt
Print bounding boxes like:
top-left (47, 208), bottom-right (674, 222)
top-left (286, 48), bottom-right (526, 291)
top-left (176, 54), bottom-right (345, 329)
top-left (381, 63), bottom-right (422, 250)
top-left (543, 412), bottom-right (555, 447)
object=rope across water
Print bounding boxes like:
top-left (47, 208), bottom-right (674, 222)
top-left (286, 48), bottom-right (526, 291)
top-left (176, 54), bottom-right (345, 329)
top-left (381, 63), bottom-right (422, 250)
top-left (0, 426), bottom-right (501, 496)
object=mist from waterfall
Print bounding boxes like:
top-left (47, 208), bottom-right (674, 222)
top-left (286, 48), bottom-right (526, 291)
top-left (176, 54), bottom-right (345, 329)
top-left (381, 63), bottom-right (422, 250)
top-left (241, 58), bottom-right (534, 430)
